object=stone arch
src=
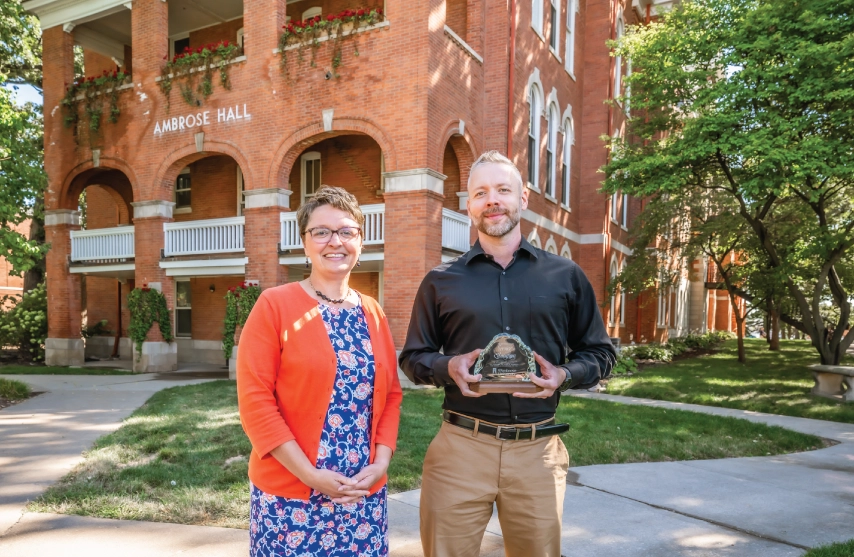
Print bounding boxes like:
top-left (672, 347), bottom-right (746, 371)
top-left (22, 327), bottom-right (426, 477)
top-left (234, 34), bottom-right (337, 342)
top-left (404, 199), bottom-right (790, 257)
top-left (527, 229), bottom-right (542, 249)
top-left (56, 156), bottom-right (139, 213)
top-left (437, 121), bottom-right (478, 211)
top-left (153, 139), bottom-right (253, 201)
top-left (560, 242), bottom-right (572, 260)
top-left (269, 118), bottom-right (397, 192)
top-left (544, 234), bottom-right (558, 254)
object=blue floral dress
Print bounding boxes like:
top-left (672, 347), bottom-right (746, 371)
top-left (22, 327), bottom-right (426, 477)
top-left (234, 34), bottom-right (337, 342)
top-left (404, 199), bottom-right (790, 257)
top-left (249, 302), bottom-right (388, 557)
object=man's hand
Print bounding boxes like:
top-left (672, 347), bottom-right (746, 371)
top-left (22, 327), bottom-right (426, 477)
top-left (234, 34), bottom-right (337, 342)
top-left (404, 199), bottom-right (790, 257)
top-left (448, 348), bottom-right (484, 397)
top-left (513, 352), bottom-right (567, 398)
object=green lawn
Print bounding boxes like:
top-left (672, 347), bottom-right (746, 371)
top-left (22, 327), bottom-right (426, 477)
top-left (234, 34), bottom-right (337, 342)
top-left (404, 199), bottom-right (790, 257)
top-left (0, 364), bottom-right (133, 375)
top-left (607, 338), bottom-right (854, 424)
top-left (804, 540), bottom-right (854, 557)
top-left (32, 380), bottom-right (824, 528)
top-left (0, 377), bottom-right (31, 400)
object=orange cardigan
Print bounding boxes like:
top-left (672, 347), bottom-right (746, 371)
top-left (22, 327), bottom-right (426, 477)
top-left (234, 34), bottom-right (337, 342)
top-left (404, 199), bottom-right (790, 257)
top-left (236, 283), bottom-right (402, 498)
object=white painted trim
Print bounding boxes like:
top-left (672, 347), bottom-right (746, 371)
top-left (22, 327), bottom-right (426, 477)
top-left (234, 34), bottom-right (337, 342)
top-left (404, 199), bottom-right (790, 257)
top-left (300, 151), bottom-right (321, 205)
top-left (443, 25), bottom-right (483, 64)
top-left (521, 210), bottom-right (634, 255)
top-left (155, 55), bottom-right (246, 82)
top-left (277, 20), bottom-right (390, 52)
top-left (278, 252), bottom-right (384, 266)
top-left (69, 262), bottom-right (134, 274)
top-left (25, 0), bottom-right (128, 31)
top-left (383, 168), bottom-right (446, 195)
top-left (0, 286), bottom-right (24, 291)
top-left (73, 26), bottom-right (125, 63)
top-left (160, 257), bottom-right (248, 277)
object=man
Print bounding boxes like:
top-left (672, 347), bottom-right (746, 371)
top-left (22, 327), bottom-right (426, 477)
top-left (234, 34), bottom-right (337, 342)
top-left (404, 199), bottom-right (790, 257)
top-left (399, 151), bottom-right (616, 557)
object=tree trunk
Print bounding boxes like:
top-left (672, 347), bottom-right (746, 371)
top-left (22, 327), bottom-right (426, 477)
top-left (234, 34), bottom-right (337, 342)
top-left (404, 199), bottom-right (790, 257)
top-left (769, 304), bottom-right (780, 351)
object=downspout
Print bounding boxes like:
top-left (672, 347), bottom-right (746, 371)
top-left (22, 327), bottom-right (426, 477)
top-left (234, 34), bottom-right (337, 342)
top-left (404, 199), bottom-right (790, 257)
top-left (507, 0), bottom-right (517, 157)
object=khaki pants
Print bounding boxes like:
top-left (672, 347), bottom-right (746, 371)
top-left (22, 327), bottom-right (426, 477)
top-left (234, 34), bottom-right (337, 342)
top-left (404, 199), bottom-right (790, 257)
top-left (420, 421), bottom-right (569, 557)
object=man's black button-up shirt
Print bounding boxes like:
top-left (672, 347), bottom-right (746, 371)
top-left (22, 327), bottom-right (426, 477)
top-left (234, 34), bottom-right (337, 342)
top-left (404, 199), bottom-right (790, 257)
top-left (399, 238), bottom-right (617, 424)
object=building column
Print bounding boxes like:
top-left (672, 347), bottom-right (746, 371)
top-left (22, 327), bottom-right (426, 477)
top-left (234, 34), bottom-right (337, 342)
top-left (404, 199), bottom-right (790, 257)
top-left (130, 200), bottom-right (177, 372)
top-left (131, 0), bottom-right (168, 81)
top-left (232, 188), bottom-right (292, 378)
top-left (45, 210), bottom-right (84, 366)
top-left (382, 169), bottom-right (445, 348)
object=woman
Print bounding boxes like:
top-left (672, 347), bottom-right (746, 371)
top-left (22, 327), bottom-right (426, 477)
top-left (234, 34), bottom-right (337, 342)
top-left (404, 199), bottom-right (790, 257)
top-left (237, 186), bottom-right (402, 556)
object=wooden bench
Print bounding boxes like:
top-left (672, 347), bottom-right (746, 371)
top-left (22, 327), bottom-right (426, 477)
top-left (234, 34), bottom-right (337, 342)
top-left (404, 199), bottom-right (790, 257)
top-left (808, 364), bottom-right (854, 402)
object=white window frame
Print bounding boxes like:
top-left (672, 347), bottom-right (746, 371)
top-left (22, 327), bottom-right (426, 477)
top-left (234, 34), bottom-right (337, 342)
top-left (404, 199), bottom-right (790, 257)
top-left (302, 7), bottom-right (322, 20)
top-left (546, 104), bottom-right (558, 200)
top-left (614, 17), bottom-right (625, 104)
top-left (549, 0), bottom-right (560, 54)
top-left (174, 167), bottom-right (191, 214)
top-left (236, 27), bottom-right (244, 48)
top-left (561, 116), bottom-right (573, 209)
top-left (621, 192), bottom-right (628, 228)
top-left (657, 272), bottom-right (669, 328)
top-left (532, 0), bottom-right (544, 38)
top-left (619, 261), bottom-right (626, 325)
top-left (611, 191), bottom-right (619, 223)
top-left (527, 85), bottom-right (542, 192)
top-left (609, 258), bottom-right (618, 326)
top-left (300, 151), bottom-right (322, 205)
top-left (565, 0), bottom-right (577, 77)
top-left (175, 279), bottom-right (192, 338)
top-left (169, 33), bottom-right (190, 59)
top-left (237, 166), bottom-right (244, 216)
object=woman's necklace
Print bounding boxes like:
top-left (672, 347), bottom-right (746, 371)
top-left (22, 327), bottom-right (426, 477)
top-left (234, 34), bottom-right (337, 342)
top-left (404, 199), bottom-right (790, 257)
top-left (308, 278), bottom-right (351, 305)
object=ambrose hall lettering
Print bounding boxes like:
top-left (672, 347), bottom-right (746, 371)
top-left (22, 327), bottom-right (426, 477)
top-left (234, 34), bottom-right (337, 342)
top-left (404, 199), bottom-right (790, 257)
top-left (153, 104), bottom-right (251, 136)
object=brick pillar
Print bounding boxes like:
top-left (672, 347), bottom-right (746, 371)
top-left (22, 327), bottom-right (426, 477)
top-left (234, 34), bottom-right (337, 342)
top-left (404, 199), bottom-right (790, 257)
top-left (45, 210), bottom-right (84, 366)
top-left (131, 0), bottom-right (168, 81)
top-left (382, 169), bottom-right (445, 348)
top-left (233, 188), bottom-right (291, 378)
top-left (130, 200), bottom-right (177, 372)
top-left (243, 0), bottom-right (287, 62)
top-left (42, 26), bottom-right (74, 162)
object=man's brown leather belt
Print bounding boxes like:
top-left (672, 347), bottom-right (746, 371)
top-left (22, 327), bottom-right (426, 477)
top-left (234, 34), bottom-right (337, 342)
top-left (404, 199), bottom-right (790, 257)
top-left (443, 410), bottom-right (570, 440)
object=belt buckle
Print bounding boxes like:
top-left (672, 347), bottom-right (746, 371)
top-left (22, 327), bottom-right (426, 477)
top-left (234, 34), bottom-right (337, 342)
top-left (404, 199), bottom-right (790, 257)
top-left (495, 426), bottom-right (521, 441)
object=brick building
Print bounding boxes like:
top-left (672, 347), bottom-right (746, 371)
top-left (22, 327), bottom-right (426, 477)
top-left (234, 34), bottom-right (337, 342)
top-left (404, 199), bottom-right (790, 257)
top-left (0, 221), bottom-right (30, 306)
top-left (27, 0), bottom-right (733, 372)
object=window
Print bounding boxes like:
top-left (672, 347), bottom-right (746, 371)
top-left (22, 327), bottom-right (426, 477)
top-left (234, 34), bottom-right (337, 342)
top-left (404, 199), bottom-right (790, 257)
top-left (527, 86), bottom-right (541, 190)
top-left (561, 117), bottom-right (573, 207)
top-left (609, 260), bottom-right (618, 325)
top-left (614, 18), bottom-right (625, 101)
top-left (657, 272), bottom-right (668, 328)
top-left (301, 151), bottom-right (321, 204)
top-left (611, 191), bottom-right (619, 222)
top-left (532, 0), bottom-right (544, 36)
top-left (621, 192), bottom-right (628, 228)
top-left (237, 166), bottom-right (244, 216)
top-left (619, 261), bottom-right (626, 324)
top-left (237, 27), bottom-right (244, 50)
top-left (565, 0), bottom-right (577, 75)
top-left (175, 280), bottom-right (192, 337)
top-left (546, 105), bottom-right (558, 198)
top-left (625, 59), bottom-right (632, 114)
top-left (302, 7), bottom-right (322, 20)
top-left (549, 0), bottom-right (559, 51)
top-left (171, 36), bottom-right (190, 58)
top-left (175, 168), bottom-right (191, 210)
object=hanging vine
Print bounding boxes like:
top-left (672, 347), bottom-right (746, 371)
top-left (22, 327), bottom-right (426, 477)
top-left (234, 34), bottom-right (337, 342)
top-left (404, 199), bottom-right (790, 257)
top-left (279, 8), bottom-right (384, 81)
top-left (128, 285), bottom-right (174, 361)
top-left (223, 282), bottom-right (261, 361)
top-left (159, 40), bottom-right (242, 110)
top-left (62, 69), bottom-right (131, 142)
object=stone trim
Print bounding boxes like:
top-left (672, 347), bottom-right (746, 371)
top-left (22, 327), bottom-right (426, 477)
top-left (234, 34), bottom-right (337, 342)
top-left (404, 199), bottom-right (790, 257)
top-left (383, 168), bottom-right (447, 195)
top-left (243, 188), bottom-right (292, 209)
top-left (132, 341), bottom-right (177, 373)
top-left (443, 25), bottom-right (483, 64)
top-left (132, 200), bottom-right (174, 219)
top-left (44, 209), bottom-right (80, 226)
top-left (45, 337), bottom-right (84, 366)
top-left (521, 209), bottom-right (634, 255)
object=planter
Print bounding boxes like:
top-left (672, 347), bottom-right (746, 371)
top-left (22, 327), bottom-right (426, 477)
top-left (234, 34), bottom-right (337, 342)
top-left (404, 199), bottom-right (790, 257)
top-left (808, 364), bottom-right (854, 402)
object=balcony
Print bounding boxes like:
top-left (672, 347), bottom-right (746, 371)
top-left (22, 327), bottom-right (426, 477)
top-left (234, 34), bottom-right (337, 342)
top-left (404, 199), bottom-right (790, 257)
top-left (69, 226), bottom-right (135, 278)
top-left (441, 209), bottom-right (471, 253)
top-left (280, 204), bottom-right (385, 250)
top-left (160, 216), bottom-right (247, 276)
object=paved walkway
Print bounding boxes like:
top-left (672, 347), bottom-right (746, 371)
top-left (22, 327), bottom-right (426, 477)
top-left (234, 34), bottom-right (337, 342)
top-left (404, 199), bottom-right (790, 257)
top-left (1, 376), bottom-right (852, 556)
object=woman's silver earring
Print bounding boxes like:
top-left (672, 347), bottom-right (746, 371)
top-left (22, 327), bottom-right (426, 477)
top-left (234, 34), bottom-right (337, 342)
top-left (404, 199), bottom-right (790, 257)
top-left (356, 259), bottom-right (361, 267)
top-left (305, 257), bottom-right (310, 269)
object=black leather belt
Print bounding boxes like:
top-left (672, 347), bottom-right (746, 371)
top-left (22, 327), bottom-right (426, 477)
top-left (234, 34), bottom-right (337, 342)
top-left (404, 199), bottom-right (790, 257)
top-left (443, 410), bottom-right (569, 440)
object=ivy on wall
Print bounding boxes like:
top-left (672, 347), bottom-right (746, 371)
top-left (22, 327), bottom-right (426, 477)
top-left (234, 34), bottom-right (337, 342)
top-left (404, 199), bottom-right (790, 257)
top-left (223, 282), bottom-right (261, 362)
top-left (159, 40), bottom-right (242, 110)
top-left (62, 69), bottom-right (131, 142)
top-left (128, 285), bottom-right (173, 361)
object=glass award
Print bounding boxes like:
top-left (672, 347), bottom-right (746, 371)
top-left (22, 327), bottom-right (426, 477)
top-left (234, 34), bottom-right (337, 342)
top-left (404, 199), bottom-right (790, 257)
top-left (471, 333), bottom-right (543, 394)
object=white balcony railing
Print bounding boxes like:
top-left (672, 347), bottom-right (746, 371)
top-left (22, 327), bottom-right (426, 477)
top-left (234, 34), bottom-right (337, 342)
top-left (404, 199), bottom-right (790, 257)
top-left (70, 226), bottom-right (135, 263)
top-left (442, 208), bottom-right (471, 253)
top-left (280, 204), bottom-right (385, 250)
top-left (163, 216), bottom-right (245, 257)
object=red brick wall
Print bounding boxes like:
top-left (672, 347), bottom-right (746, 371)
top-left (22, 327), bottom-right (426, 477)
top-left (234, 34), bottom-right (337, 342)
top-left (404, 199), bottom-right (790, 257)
top-left (187, 276), bottom-right (239, 340)
top-left (442, 142), bottom-right (461, 212)
top-left (446, 0), bottom-right (468, 40)
top-left (173, 156), bottom-right (240, 222)
top-left (83, 49), bottom-right (118, 79)
top-left (349, 271), bottom-right (379, 300)
top-left (190, 18), bottom-right (245, 48)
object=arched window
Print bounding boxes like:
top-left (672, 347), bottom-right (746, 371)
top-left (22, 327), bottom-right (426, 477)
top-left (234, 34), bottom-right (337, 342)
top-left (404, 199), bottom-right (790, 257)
top-left (532, 0), bottom-right (544, 36)
top-left (560, 243), bottom-right (572, 260)
top-left (565, 0), bottom-right (578, 75)
top-left (609, 258), bottom-right (618, 325)
top-left (614, 17), bottom-right (625, 101)
top-left (546, 104), bottom-right (558, 198)
top-left (619, 261), bottom-right (627, 324)
top-left (561, 116), bottom-right (573, 207)
top-left (527, 85), bottom-right (542, 190)
top-left (545, 235), bottom-right (558, 254)
top-left (528, 230), bottom-right (542, 249)
top-left (302, 6), bottom-right (322, 20)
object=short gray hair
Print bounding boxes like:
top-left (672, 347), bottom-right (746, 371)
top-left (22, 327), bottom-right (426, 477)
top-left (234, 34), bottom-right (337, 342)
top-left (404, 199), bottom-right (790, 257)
top-left (467, 150), bottom-right (524, 191)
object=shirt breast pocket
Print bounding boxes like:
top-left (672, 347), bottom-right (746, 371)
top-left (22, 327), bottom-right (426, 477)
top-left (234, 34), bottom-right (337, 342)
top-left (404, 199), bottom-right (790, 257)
top-left (530, 295), bottom-right (567, 343)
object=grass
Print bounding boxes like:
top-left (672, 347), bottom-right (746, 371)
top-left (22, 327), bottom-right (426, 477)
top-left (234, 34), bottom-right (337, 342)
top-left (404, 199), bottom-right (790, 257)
top-left (607, 338), bottom-right (854, 424)
top-left (804, 540), bottom-right (854, 557)
top-left (0, 377), bottom-right (31, 400)
top-left (32, 380), bottom-right (825, 528)
top-left (0, 364), bottom-right (133, 375)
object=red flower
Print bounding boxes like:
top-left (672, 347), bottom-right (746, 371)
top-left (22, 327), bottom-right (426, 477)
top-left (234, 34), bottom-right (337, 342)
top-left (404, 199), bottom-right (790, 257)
top-left (163, 55), bottom-right (168, 60)
top-left (223, 40), bottom-right (229, 47)
top-left (357, 8), bottom-right (365, 16)
top-left (377, 8), bottom-right (383, 14)
top-left (327, 14), bottom-right (335, 21)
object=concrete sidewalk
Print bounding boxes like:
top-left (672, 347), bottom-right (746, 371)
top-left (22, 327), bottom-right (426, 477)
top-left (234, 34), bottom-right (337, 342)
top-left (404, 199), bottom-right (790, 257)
top-left (2, 376), bottom-right (853, 556)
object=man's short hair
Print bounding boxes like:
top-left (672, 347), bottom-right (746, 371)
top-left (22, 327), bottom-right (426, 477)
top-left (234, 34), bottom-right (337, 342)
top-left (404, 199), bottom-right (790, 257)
top-left (467, 150), bottom-right (524, 191)
top-left (296, 185), bottom-right (365, 236)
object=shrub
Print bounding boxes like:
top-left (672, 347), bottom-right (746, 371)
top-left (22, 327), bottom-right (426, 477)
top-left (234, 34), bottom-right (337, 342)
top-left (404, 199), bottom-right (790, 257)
top-left (0, 283), bottom-right (47, 361)
top-left (620, 331), bottom-right (733, 365)
top-left (622, 343), bottom-right (674, 362)
top-left (611, 354), bottom-right (639, 375)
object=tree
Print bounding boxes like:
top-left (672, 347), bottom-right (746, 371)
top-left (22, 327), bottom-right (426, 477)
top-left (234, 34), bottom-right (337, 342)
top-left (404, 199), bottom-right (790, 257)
top-left (0, 1), bottom-right (47, 289)
top-left (605, 0), bottom-right (854, 365)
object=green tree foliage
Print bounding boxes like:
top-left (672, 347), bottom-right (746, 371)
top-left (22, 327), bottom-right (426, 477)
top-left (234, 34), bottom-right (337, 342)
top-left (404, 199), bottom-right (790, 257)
top-left (1, 1), bottom-right (47, 284)
top-left (0, 282), bottom-right (47, 361)
top-left (604, 0), bottom-right (854, 365)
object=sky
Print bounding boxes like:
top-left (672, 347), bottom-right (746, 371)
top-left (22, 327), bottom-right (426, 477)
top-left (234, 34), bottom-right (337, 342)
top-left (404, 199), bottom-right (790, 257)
top-left (4, 83), bottom-right (43, 106)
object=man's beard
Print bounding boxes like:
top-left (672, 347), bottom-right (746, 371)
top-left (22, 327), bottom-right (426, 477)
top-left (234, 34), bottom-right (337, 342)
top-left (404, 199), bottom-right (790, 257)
top-left (474, 206), bottom-right (521, 237)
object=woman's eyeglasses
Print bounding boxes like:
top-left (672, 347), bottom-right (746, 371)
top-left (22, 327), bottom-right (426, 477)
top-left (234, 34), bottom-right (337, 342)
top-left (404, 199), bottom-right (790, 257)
top-left (305, 227), bottom-right (362, 243)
